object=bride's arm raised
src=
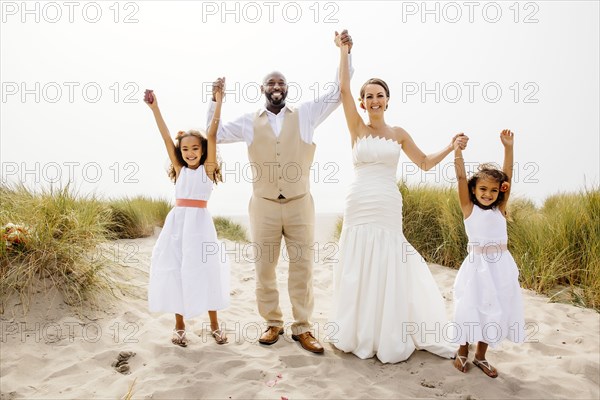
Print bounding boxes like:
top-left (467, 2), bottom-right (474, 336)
top-left (398, 128), bottom-right (468, 171)
top-left (335, 30), bottom-right (363, 145)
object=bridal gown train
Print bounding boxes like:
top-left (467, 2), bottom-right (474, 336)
top-left (332, 135), bottom-right (457, 363)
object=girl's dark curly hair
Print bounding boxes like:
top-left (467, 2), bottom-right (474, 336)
top-left (467, 163), bottom-right (509, 209)
top-left (168, 130), bottom-right (222, 184)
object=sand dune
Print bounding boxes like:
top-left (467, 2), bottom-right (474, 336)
top-left (1, 215), bottom-right (599, 399)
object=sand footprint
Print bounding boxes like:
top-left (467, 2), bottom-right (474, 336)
top-left (111, 351), bottom-right (136, 375)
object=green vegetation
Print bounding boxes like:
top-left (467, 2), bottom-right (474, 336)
top-left (1, 184), bottom-right (246, 311)
top-left (213, 216), bottom-right (248, 243)
top-left (3, 180), bottom-right (596, 311)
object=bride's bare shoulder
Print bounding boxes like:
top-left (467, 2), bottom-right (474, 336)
top-left (391, 126), bottom-right (410, 142)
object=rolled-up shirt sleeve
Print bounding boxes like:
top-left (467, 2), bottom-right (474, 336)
top-left (206, 102), bottom-right (251, 145)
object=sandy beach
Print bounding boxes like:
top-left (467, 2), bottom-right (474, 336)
top-left (1, 214), bottom-right (599, 399)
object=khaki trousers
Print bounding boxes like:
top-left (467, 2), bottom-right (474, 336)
top-left (249, 193), bottom-right (315, 335)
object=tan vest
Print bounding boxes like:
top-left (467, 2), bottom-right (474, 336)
top-left (248, 108), bottom-right (316, 199)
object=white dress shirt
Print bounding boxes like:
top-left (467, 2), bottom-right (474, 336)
top-left (206, 55), bottom-right (354, 145)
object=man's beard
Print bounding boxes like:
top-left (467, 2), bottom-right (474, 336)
top-left (267, 91), bottom-right (286, 105)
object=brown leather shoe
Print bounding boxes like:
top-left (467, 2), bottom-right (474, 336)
top-left (292, 332), bottom-right (324, 354)
top-left (258, 326), bottom-right (284, 345)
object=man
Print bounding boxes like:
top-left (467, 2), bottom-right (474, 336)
top-left (207, 31), bottom-right (353, 354)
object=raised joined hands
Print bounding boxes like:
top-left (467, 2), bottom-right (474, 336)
top-left (334, 29), bottom-right (353, 53)
top-left (212, 77), bottom-right (226, 102)
top-left (452, 133), bottom-right (469, 151)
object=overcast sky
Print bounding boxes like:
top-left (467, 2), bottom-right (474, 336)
top-left (2, 0), bottom-right (598, 215)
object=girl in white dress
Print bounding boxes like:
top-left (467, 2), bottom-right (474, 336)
top-left (452, 130), bottom-right (525, 377)
top-left (144, 84), bottom-right (230, 347)
top-left (331, 31), bottom-right (467, 363)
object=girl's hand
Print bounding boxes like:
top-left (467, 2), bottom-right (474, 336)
top-left (212, 77), bottom-right (225, 102)
top-left (500, 129), bottom-right (514, 147)
top-left (452, 133), bottom-right (468, 151)
top-left (213, 77), bottom-right (225, 103)
top-left (144, 89), bottom-right (157, 110)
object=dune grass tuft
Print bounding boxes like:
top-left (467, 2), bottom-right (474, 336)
top-left (106, 196), bottom-right (171, 239)
top-left (1, 182), bottom-right (250, 312)
top-left (1, 184), bottom-right (169, 312)
top-left (213, 216), bottom-right (248, 242)
top-left (1, 184), bottom-right (115, 311)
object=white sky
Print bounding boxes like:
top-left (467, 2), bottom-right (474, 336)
top-left (1, 0), bottom-right (599, 215)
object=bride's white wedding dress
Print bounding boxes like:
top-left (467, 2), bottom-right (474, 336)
top-left (332, 135), bottom-right (457, 363)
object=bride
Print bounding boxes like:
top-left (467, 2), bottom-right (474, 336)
top-left (331, 31), bottom-right (467, 364)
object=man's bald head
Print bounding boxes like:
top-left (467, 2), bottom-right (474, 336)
top-left (261, 71), bottom-right (288, 114)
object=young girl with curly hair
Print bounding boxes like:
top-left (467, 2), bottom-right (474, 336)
top-left (144, 83), bottom-right (229, 347)
top-left (451, 130), bottom-right (525, 377)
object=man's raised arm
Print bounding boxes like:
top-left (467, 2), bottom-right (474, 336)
top-left (206, 77), bottom-right (249, 144)
top-left (305, 29), bottom-right (355, 129)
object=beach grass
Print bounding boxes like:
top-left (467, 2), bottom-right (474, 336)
top-left (0, 183), bottom-right (246, 312)
top-left (121, 378), bottom-right (137, 400)
top-left (399, 182), bottom-right (468, 269)
top-left (0, 184), bottom-right (116, 311)
top-left (106, 196), bottom-right (171, 239)
top-left (213, 216), bottom-right (249, 242)
top-left (509, 189), bottom-right (600, 308)
top-left (3, 181), bottom-right (598, 311)
top-left (335, 183), bottom-right (600, 310)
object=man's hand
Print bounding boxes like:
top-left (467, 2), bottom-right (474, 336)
top-left (212, 77), bottom-right (225, 102)
top-left (334, 29), bottom-right (353, 53)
